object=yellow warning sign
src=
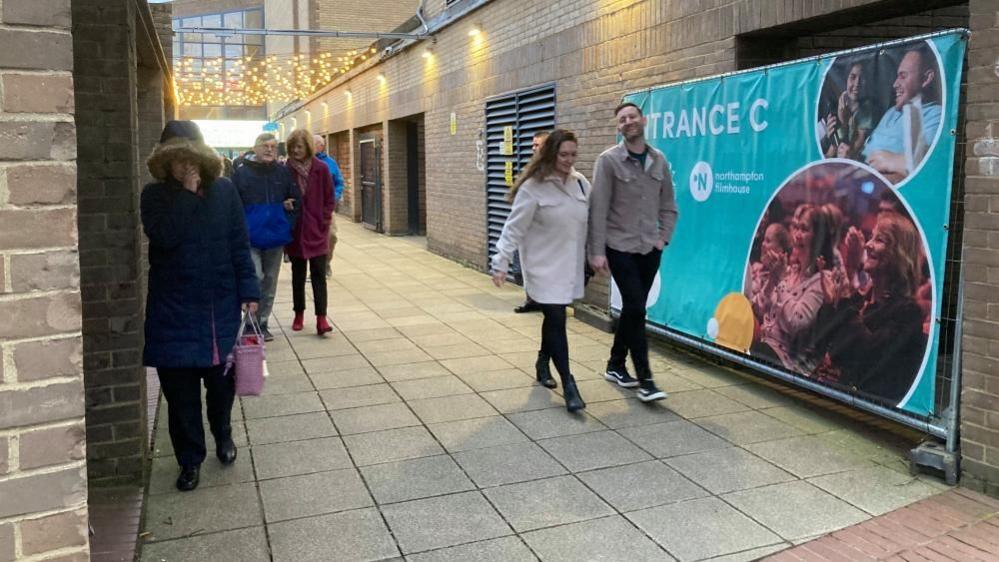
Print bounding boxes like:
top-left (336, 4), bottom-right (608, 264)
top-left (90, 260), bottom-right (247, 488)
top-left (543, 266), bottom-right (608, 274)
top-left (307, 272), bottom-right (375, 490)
top-left (504, 160), bottom-right (514, 186)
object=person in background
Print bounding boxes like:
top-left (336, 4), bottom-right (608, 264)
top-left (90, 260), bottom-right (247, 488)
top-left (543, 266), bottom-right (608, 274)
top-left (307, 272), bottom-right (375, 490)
top-left (232, 133), bottom-right (301, 342)
top-left (314, 134), bottom-right (345, 278)
top-left (513, 130), bottom-right (551, 315)
top-left (140, 121), bottom-right (259, 491)
top-left (492, 129), bottom-right (589, 412)
top-left (588, 102), bottom-right (678, 402)
top-left (285, 129), bottom-right (335, 335)
top-left (821, 60), bottom-right (876, 161)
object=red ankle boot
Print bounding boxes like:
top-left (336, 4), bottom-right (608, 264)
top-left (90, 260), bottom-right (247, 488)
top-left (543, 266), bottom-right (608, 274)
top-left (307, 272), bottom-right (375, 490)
top-left (316, 315), bottom-right (333, 335)
top-left (291, 312), bottom-right (304, 331)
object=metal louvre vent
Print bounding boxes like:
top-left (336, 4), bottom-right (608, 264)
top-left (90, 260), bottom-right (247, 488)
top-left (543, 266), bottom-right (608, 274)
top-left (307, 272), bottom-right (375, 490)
top-left (484, 84), bottom-right (556, 274)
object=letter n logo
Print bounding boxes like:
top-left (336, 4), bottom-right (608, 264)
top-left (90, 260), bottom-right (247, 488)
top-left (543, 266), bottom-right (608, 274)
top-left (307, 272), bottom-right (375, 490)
top-left (689, 161), bottom-right (713, 202)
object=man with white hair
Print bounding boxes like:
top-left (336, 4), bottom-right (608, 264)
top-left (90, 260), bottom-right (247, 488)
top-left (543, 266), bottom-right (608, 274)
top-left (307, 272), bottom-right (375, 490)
top-left (314, 135), bottom-right (345, 277)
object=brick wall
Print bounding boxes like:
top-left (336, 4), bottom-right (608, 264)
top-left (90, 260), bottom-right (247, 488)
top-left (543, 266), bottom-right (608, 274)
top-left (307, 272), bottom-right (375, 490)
top-left (74, 0), bottom-right (149, 487)
top-left (960, 0), bottom-right (999, 496)
top-left (0, 0), bottom-right (90, 559)
top-left (384, 119), bottom-right (410, 235)
top-left (330, 131), bottom-right (355, 217)
top-left (312, 0), bottom-right (419, 59)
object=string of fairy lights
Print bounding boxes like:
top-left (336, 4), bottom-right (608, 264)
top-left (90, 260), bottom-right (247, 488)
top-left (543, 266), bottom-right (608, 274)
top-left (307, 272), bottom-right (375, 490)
top-left (174, 46), bottom-right (379, 107)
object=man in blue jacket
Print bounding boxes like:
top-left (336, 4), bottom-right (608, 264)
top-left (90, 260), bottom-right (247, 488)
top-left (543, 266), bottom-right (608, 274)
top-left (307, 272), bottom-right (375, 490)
top-left (232, 133), bottom-right (301, 341)
top-left (314, 135), bottom-right (344, 278)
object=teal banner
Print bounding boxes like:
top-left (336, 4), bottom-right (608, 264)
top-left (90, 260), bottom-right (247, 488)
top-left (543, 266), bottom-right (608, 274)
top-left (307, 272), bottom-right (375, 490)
top-left (620, 31), bottom-right (967, 416)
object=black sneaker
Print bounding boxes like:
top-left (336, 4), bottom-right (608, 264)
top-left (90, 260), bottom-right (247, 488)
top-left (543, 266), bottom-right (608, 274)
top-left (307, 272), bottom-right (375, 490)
top-left (261, 327), bottom-right (275, 342)
top-left (605, 363), bottom-right (639, 388)
top-left (637, 380), bottom-right (667, 402)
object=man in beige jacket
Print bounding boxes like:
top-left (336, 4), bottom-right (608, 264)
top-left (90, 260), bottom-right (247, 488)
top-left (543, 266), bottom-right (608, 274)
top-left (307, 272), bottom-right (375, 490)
top-left (588, 102), bottom-right (679, 402)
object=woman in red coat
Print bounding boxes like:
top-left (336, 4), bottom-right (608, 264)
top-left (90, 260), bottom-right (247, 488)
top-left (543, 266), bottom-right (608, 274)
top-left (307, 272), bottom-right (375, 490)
top-left (284, 129), bottom-right (335, 335)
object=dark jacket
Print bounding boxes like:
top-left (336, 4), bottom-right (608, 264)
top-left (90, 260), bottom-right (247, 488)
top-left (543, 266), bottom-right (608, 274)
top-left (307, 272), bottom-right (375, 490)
top-left (232, 158), bottom-right (302, 231)
top-left (141, 177), bottom-right (260, 368)
top-left (285, 157), bottom-right (335, 259)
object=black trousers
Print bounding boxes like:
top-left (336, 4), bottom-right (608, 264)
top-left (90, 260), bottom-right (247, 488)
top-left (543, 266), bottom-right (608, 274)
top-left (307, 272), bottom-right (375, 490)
top-left (539, 304), bottom-right (571, 382)
top-left (157, 365), bottom-right (234, 468)
top-left (607, 246), bottom-right (662, 380)
top-left (291, 255), bottom-right (328, 315)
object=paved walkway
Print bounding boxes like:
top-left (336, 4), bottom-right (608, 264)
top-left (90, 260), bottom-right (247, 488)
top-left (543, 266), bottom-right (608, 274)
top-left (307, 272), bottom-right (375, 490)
top-left (139, 221), bottom-right (949, 562)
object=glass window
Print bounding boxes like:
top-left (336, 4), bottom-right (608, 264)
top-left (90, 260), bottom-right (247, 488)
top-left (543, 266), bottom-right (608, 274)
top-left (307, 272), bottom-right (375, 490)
top-left (182, 16), bottom-right (201, 28)
top-left (203, 43), bottom-right (222, 58)
top-left (244, 10), bottom-right (263, 29)
top-left (225, 44), bottom-right (243, 58)
top-left (183, 43), bottom-right (202, 57)
top-left (224, 11), bottom-right (242, 28)
top-left (172, 18), bottom-right (182, 31)
top-left (202, 14), bottom-right (222, 27)
top-left (183, 32), bottom-right (202, 43)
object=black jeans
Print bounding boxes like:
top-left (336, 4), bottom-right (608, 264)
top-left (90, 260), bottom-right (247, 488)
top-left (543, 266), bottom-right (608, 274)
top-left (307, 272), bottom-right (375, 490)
top-left (291, 255), bottom-right (328, 315)
top-left (539, 304), bottom-right (571, 382)
top-left (157, 365), bottom-right (234, 468)
top-left (607, 246), bottom-right (662, 380)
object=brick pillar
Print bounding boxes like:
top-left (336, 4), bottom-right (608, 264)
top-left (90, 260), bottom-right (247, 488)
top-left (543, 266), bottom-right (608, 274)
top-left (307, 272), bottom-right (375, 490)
top-left (0, 0), bottom-right (91, 560)
top-left (383, 119), bottom-right (410, 235)
top-left (73, 0), bottom-right (148, 486)
top-left (960, 0), bottom-right (999, 497)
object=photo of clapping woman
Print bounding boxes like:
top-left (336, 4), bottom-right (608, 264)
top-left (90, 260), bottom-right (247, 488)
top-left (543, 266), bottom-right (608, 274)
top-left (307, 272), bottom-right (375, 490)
top-left (746, 162), bottom-right (932, 406)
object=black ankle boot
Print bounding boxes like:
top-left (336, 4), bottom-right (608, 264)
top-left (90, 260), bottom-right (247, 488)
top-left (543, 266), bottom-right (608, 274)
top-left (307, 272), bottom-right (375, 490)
top-left (562, 375), bottom-right (586, 412)
top-left (176, 465), bottom-right (200, 491)
top-left (216, 429), bottom-right (237, 465)
top-left (536, 352), bottom-right (557, 389)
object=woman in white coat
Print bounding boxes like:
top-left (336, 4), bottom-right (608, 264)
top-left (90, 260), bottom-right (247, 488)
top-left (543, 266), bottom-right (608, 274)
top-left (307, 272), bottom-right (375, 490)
top-left (492, 129), bottom-right (590, 412)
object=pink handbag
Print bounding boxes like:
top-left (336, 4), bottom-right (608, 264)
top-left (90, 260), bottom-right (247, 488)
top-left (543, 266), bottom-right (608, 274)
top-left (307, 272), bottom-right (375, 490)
top-left (227, 314), bottom-right (266, 396)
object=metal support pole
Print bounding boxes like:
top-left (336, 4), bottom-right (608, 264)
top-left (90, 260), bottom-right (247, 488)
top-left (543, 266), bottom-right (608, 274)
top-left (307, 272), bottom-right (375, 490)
top-left (179, 27), bottom-right (431, 41)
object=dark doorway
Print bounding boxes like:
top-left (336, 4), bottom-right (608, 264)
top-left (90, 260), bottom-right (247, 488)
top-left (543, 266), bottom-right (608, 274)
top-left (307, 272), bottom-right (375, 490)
top-left (359, 137), bottom-right (381, 231)
top-left (406, 121), bottom-right (421, 234)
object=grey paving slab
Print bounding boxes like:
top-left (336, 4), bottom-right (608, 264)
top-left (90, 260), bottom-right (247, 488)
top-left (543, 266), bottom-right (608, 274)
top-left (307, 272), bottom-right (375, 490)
top-left (330, 401), bottom-right (421, 435)
top-left (241, 391), bottom-right (324, 419)
top-left (251, 436), bottom-right (352, 479)
top-left (264, 361), bottom-right (305, 379)
top-left (662, 389), bottom-right (751, 419)
top-left (665, 447), bottom-right (796, 494)
top-left (360, 454), bottom-right (475, 504)
top-left (244, 411), bottom-right (337, 445)
top-left (439, 355), bottom-right (514, 375)
top-left (343, 425), bottom-right (444, 466)
top-left (381, 491), bottom-right (512, 554)
top-left (259, 468), bottom-right (373, 522)
top-left (618, 420), bottom-right (731, 458)
top-left (148, 454), bottom-right (256, 495)
top-left (408, 332), bottom-right (477, 348)
top-left (140, 526), bottom-right (270, 562)
top-left (713, 383), bottom-right (800, 409)
top-left (669, 364), bottom-right (747, 388)
top-left (293, 339), bottom-right (359, 359)
top-left (655, 373), bottom-right (705, 393)
top-left (406, 536), bottom-right (536, 562)
top-left (256, 374), bottom-right (316, 395)
top-left (584, 398), bottom-right (680, 429)
top-left (376, 361), bottom-right (453, 383)
top-left (705, 543), bottom-right (792, 562)
top-left (506, 408), bottom-right (605, 440)
top-left (808, 465), bottom-right (945, 515)
top-left (301, 353), bottom-right (370, 374)
top-left (268, 508), bottom-right (399, 562)
top-left (723, 480), bottom-right (869, 540)
top-left (391, 375), bottom-right (474, 400)
top-left (480, 386), bottom-right (566, 413)
top-left (455, 368), bottom-right (536, 392)
top-left (309, 366), bottom-right (384, 389)
top-left (627, 496), bottom-right (782, 562)
top-left (343, 326), bottom-right (404, 343)
top-left (408, 394), bottom-right (498, 424)
top-left (428, 415), bottom-right (529, 452)
top-left (570, 379), bottom-right (639, 403)
top-left (319, 383), bottom-right (401, 410)
top-left (484, 475), bottom-right (614, 532)
top-left (143, 482), bottom-right (262, 541)
top-left (522, 515), bottom-right (673, 562)
top-left (577, 460), bottom-right (709, 512)
top-left (354, 337), bottom-right (420, 355)
top-left (694, 410), bottom-right (804, 445)
top-left (152, 421), bottom-right (248, 459)
top-left (817, 429), bottom-right (911, 469)
top-left (759, 405), bottom-right (844, 435)
top-left (538, 430), bottom-right (652, 472)
top-left (746, 435), bottom-right (875, 478)
top-left (452, 442), bottom-right (568, 488)
top-left (365, 348), bottom-right (434, 367)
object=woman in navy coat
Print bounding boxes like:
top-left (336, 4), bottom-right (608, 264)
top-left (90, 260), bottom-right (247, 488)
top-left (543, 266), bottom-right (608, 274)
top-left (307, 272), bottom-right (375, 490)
top-left (141, 121), bottom-right (260, 491)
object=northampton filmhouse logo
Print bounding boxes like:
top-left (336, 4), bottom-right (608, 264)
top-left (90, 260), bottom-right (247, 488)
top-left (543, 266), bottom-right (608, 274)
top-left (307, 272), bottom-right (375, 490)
top-left (689, 161), bottom-right (714, 202)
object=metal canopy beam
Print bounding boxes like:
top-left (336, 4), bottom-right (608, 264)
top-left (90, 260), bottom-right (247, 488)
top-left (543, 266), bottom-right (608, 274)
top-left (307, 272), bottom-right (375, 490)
top-left (178, 27), bottom-right (430, 41)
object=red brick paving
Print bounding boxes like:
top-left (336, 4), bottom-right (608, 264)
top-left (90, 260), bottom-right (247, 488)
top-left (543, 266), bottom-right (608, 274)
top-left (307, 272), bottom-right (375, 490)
top-left (765, 489), bottom-right (999, 561)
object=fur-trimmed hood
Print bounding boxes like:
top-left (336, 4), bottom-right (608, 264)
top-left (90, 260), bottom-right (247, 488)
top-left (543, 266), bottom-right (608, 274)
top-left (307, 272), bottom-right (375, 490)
top-left (146, 137), bottom-right (223, 183)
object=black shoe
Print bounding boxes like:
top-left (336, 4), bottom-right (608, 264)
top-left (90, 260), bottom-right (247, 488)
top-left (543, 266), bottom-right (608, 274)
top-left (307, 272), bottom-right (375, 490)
top-left (605, 362), bottom-right (639, 388)
top-left (535, 352), bottom-right (557, 389)
top-left (261, 327), bottom-right (275, 342)
top-left (514, 300), bottom-right (542, 314)
top-left (176, 465), bottom-right (200, 491)
top-left (217, 438), bottom-right (238, 465)
top-left (637, 380), bottom-right (667, 402)
top-left (562, 376), bottom-right (586, 412)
